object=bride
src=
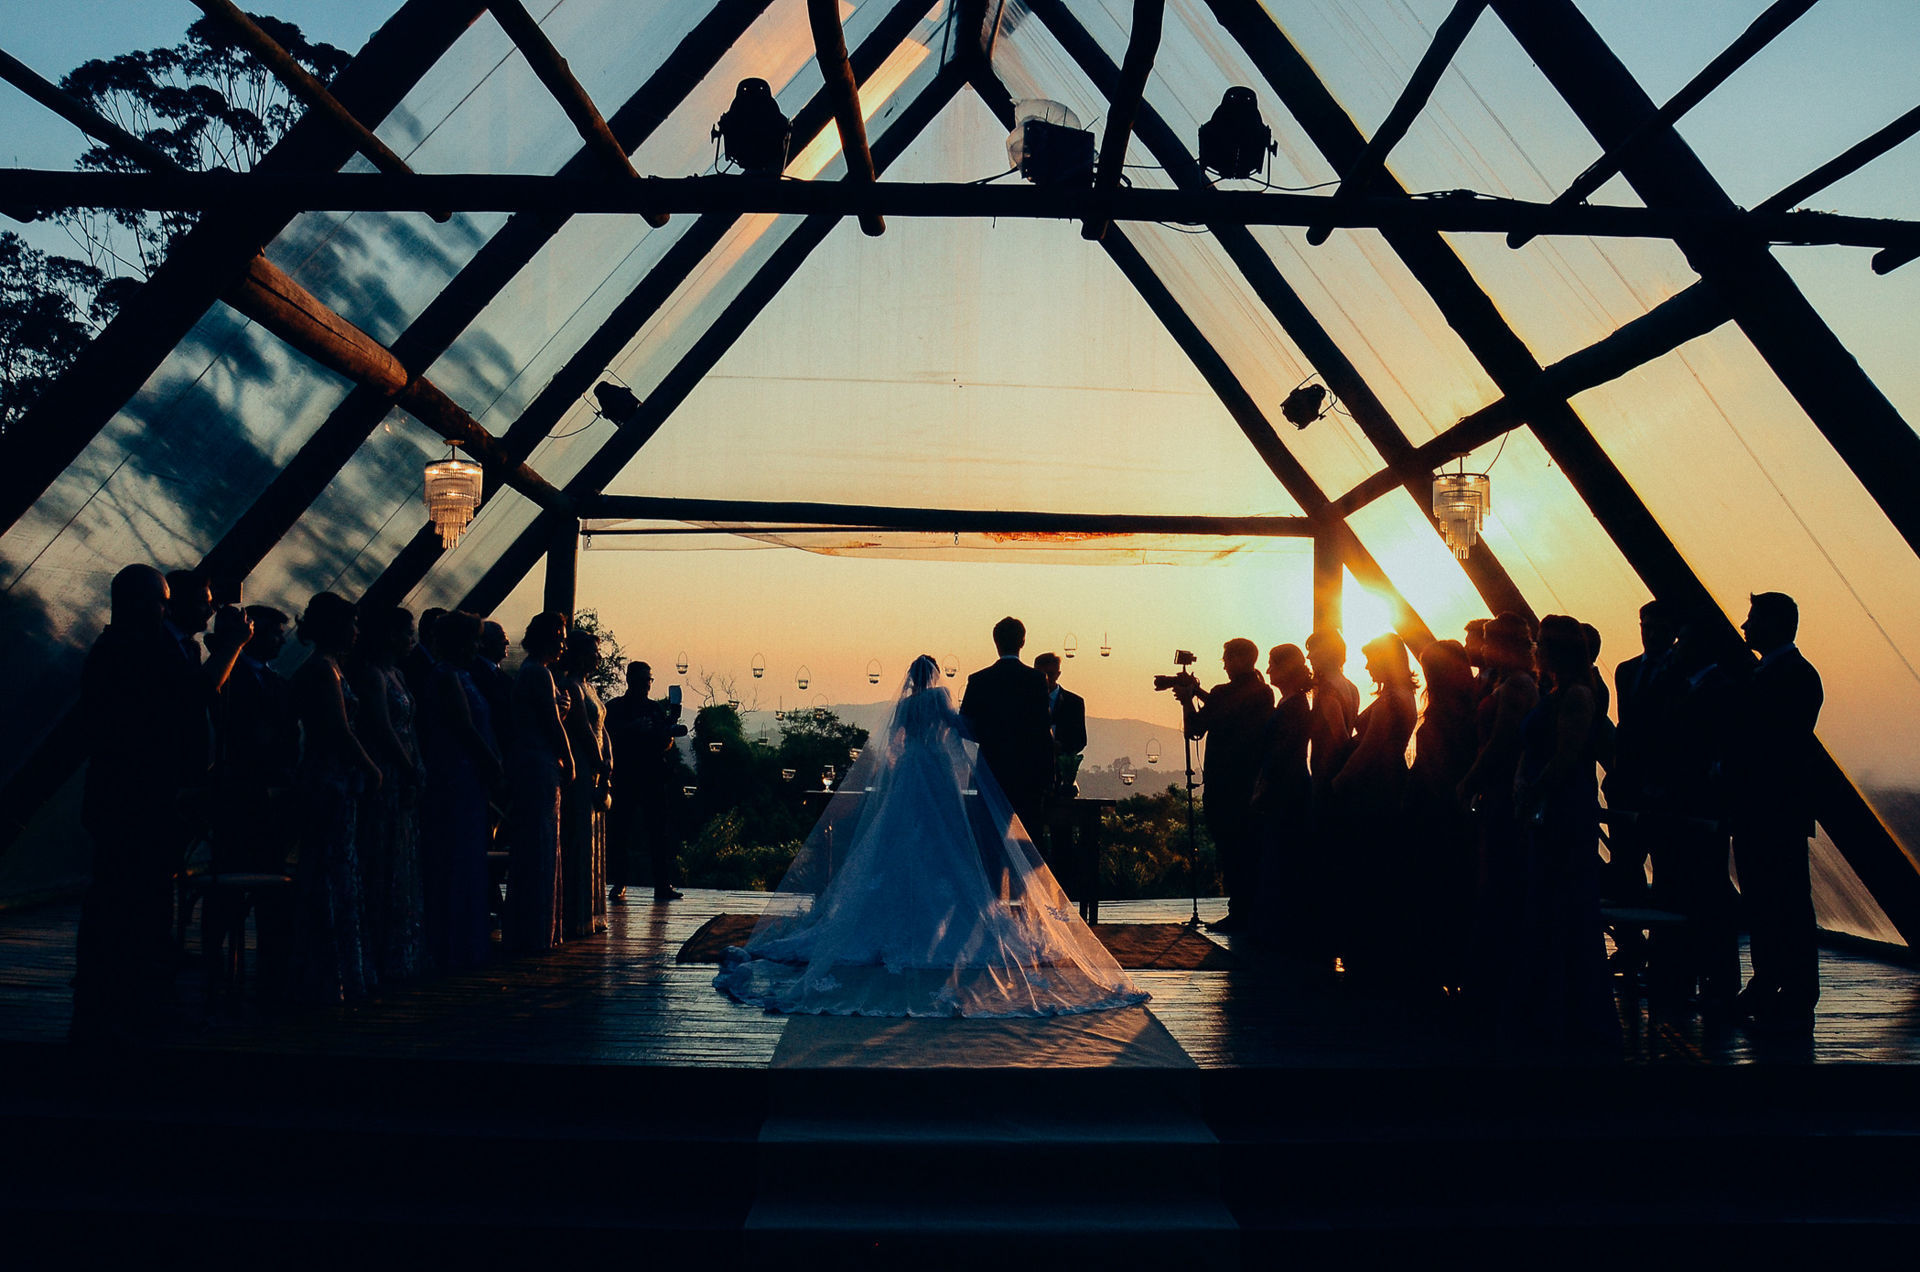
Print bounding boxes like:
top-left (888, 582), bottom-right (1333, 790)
top-left (714, 655), bottom-right (1148, 1017)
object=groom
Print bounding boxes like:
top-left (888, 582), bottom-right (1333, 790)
top-left (961, 616), bottom-right (1054, 849)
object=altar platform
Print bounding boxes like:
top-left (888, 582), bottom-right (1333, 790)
top-left (3, 891), bottom-right (1918, 1263)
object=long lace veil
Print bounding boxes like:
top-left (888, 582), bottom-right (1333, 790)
top-left (715, 655), bottom-right (1147, 1017)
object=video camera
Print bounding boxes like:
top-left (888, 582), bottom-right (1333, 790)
top-left (1152, 649), bottom-right (1200, 694)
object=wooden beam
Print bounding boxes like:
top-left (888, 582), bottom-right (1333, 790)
top-left (584, 495), bottom-right (1312, 536)
top-left (1760, 102), bottom-right (1920, 214)
top-left (1026, 0), bottom-right (1528, 622)
top-left (202, 0), bottom-right (773, 597)
top-left (974, 63), bottom-right (1440, 648)
top-left (1326, 278), bottom-right (1730, 520)
top-left (0, 46), bottom-right (182, 174)
top-left (807, 0), bottom-right (884, 237)
top-left (12, 167), bottom-right (1920, 250)
top-left (1509, 0), bottom-right (1820, 249)
top-left (1083, 0), bottom-right (1164, 242)
top-left (187, 0), bottom-right (450, 222)
top-left (360, 0), bottom-right (945, 613)
top-left (543, 516), bottom-right (579, 621)
top-left (486, 0), bottom-right (666, 228)
top-left (1306, 0), bottom-right (1486, 245)
top-left (0, 0), bottom-right (486, 539)
top-left (1312, 525), bottom-right (1344, 635)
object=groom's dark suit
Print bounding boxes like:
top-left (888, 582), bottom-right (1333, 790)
top-left (961, 656), bottom-right (1053, 841)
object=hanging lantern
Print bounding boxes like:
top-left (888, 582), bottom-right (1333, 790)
top-left (848, 747), bottom-right (862, 762)
top-left (943, 656), bottom-right (958, 679)
top-left (796, 665), bottom-right (811, 691)
top-left (708, 741), bottom-right (723, 753)
top-left (675, 651), bottom-right (689, 676)
top-left (751, 653), bottom-right (766, 679)
top-left (822, 764), bottom-right (837, 783)
top-left (1063, 633), bottom-right (1078, 659)
top-left (1146, 738), bottom-right (1162, 765)
top-left (1100, 633), bottom-right (1111, 658)
top-left (726, 696), bottom-right (740, 710)
top-left (867, 658), bottom-right (882, 685)
top-left (781, 768), bottom-right (796, 782)
top-left (1432, 467), bottom-right (1491, 561)
top-left (813, 693), bottom-right (829, 721)
top-left (423, 443), bottom-right (483, 549)
top-left (1120, 768), bottom-right (1137, 787)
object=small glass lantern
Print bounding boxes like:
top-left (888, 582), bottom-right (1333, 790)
top-left (751, 653), bottom-right (766, 679)
top-left (726, 696), bottom-right (740, 711)
top-left (1120, 768), bottom-right (1137, 787)
top-left (708, 741), bottom-right (723, 753)
top-left (867, 658), bottom-right (882, 685)
top-left (822, 764), bottom-right (837, 783)
top-left (423, 443), bottom-right (483, 549)
top-left (943, 657), bottom-right (958, 679)
top-left (796, 665), bottom-right (811, 691)
top-left (682, 785), bottom-right (697, 797)
top-left (813, 693), bottom-right (829, 721)
top-left (1063, 633), bottom-right (1078, 659)
top-left (848, 747), bottom-right (862, 762)
top-left (1100, 633), bottom-right (1111, 658)
top-left (781, 768), bottom-right (796, 782)
top-left (1432, 468), bottom-right (1491, 561)
top-left (675, 651), bottom-right (689, 676)
top-left (1146, 738), bottom-right (1162, 765)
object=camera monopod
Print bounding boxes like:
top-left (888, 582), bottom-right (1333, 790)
top-left (1181, 721), bottom-right (1203, 929)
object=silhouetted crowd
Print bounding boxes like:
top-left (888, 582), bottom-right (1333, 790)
top-left (1187, 591), bottom-right (1824, 1045)
top-left (71, 564), bottom-right (685, 1040)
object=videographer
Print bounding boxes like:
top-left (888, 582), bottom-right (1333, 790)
top-left (1172, 638), bottom-right (1274, 932)
top-left (605, 661), bottom-right (688, 903)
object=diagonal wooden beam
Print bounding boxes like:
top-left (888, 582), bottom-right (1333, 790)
top-left (1212, 0), bottom-right (1920, 942)
top-left (454, 58), bottom-right (969, 618)
top-left (0, 0), bottom-right (487, 538)
top-left (807, 0), bottom-right (885, 237)
top-left (975, 64), bottom-right (1438, 649)
top-left (1306, 0), bottom-right (1485, 245)
top-left (0, 46), bottom-right (181, 175)
top-left (485, 0), bottom-right (666, 227)
top-left (1028, 0), bottom-right (1529, 621)
top-left (1760, 102), bottom-right (1920, 214)
top-left (187, 0), bottom-right (451, 222)
top-left (1509, 0), bottom-right (1820, 249)
top-left (1082, 0), bottom-right (1164, 242)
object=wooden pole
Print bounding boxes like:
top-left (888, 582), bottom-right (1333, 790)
top-left (0, 47), bottom-right (182, 173)
top-left (1306, 0), bottom-right (1485, 245)
top-left (485, 0), bottom-right (667, 227)
top-left (1764, 102), bottom-right (1920, 214)
top-left (187, 0), bottom-right (450, 222)
top-left (1510, 0), bottom-right (1820, 248)
top-left (543, 516), bottom-right (580, 621)
top-left (1312, 525), bottom-right (1343, 636)
top-left (807, 0), bottom-right (885, 236)
top-left (1083, 0), bottom-right (1164, 242)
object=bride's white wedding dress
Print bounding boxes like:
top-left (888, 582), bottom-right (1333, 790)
top-left (714, 658), bottom-right (1148, 1017)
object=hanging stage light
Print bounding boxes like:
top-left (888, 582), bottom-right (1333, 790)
top-left (713, 78), bottom-right (791, 174)
top-left (591, 381), bottom-right (642, 426)
top-left (1197, 87), bottom-right (1275, 181)
top-left (1433, 463), bottom-right (1491, 560)
top-left (1005, 99), bottom-right (1094, 186)
top-left (1280, 382), bottom-right (1333, 429)
top-left (423, 442), bottom-right (483, 549)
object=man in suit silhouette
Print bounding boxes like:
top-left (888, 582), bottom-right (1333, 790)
top-left (1725, 592), bottom-right (1823, 1032)
top-left (1604, 600), bottom-right (1679, 978)
top-left (961, 617), bottom-right (1053, 850)
top-left (1178, 638), bottom-right (1275, 932)
top-left (1033, 650), bottom-right (1088, 877)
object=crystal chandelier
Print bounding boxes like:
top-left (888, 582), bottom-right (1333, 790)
top-left (1432, 465), bottom-right (1491, 561)
top-left (423, 443), bottom-right (483, 549)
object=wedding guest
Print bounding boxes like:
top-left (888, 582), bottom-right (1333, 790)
top-left (163, 569), bottom-right (214, 669)
top-left (291, 592), bottom-right (380, 1003)
top-left (73, 566), bottom-right (217, 1038)
top-left (1513, 615), bottom-right (1617, 1049)
top-left (605, 661), bottom-right (684, 902)
top-left (559, 628), bottom-right (611, 939)
top-left (1605, 600), bottom-right (1680, 982)
top-left (1251, 643), bottom-right (1313, 951)
top-left (351, 607), bottom-right (426, 982)
top-left (1177, 638), bottom-right (1274, 933)
top-left (419, 611), bottom-right (501, 971)
top-left (206, 604), bottom-right (300, 1002)
top-left (1463, 618), bottom-right (1490, 698)
top-left (1459, 613), bottom-right (1539, 1018)
top-left (400, 606), bottom-right (446, 704)
top-left (1302, 628), bottom-right (1359, 966)
top-left (1331, 633), bottom-right (1418, 986)
top-left (1408, 639), bottom-right (1478, 993)
top-left (508, 611), bottom-right (573, 953)
top-left (1727, 592), bottom-right (1823, 1033)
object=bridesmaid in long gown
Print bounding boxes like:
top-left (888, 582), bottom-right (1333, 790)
top-left (420, 611), bottom-right (501, 972)
top-left (352, 606), bottom-right (426, 982)
top-left (1330, 633), bottom-right (1418, 989)
top-left (508, 612), bottom-right (573, 954)
top-left (291, 593), bottom-right (382, 1003)
top-left (559, 628), bottom-right (610, 939)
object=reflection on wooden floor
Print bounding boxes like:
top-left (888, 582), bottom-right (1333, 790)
top-left (1, 890), bottom-right (1915, 1067)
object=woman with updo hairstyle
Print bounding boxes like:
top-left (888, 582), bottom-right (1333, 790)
top-left (558, 627), bottom-right (610, 939)
top-left (507, 611), bottom-right (574, 953)
top-left (1512, 615), bottom-right (1617, 1049)
top-left (1330, 632), bottom-right (1419, 989)
top-left (420, 609), bottom-right (501, 971)
top-left (291, 592), bottom-right (380, 1002)
top-left (351, 606), bottom-right (426, 982)
top-left (1409, 639), bottom-right (1479, 994)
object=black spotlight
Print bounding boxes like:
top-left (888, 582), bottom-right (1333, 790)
top-left (592, 381), bottom-right (642, 425)
top-left (1019, 118), bottom-right (1095, 186)
top-left (1197, 87), bottom-right (1274, 180)
top-left (1280, 382), bottom-right (1331, 429)
top-left (713, 78), bottom-right (791, 174)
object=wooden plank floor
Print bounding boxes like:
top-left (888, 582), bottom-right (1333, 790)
top-left (1, 890), bottom-right (1915, 1067)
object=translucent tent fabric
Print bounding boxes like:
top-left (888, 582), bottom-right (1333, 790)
top-left (1, 0), bottom-right (1916, 943)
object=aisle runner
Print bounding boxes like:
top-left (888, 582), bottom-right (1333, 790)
top-left (768, 1005), bottom-right (1195, 1068)
top-left (676, 914), bottom-right (1233, 970)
